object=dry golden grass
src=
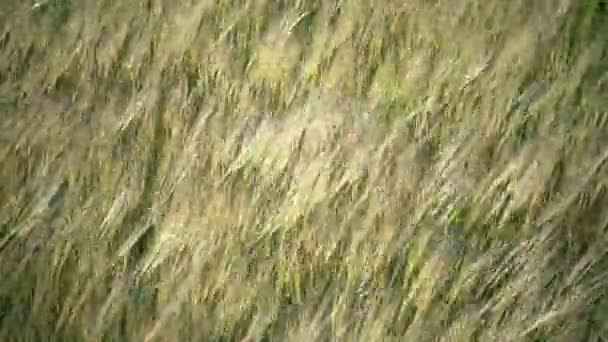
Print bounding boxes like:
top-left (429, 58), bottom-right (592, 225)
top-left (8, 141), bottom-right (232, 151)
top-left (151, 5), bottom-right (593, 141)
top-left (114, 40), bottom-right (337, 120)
top-left (1, 0), bottom-right (607, 340)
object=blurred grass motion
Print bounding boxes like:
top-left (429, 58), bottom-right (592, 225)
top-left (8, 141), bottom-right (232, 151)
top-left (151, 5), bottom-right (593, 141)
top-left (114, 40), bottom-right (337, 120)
top-left (1, 0), bottom-right (607, 340)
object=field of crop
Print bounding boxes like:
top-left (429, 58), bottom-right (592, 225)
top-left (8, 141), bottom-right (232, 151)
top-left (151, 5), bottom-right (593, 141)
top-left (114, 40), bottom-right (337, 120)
top-left (1, 0), bottom-right (607, 340)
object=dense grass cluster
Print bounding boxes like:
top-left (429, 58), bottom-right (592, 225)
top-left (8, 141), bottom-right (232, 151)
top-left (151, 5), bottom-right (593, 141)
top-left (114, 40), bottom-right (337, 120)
top-left (1, 0), bottom-right (607, 340)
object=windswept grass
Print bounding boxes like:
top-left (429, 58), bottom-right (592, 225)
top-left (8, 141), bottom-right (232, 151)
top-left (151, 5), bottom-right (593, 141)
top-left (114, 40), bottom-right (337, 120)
top-left (1, 0), bottom-right (607, 341)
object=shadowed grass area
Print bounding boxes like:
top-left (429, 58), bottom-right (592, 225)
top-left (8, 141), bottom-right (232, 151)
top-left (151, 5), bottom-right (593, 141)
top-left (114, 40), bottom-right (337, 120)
top-left (1, 0), bottom-right (607, 340)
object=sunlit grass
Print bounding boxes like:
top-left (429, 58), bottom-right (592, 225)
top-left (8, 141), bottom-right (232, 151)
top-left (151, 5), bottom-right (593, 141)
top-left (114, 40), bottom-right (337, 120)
top-left (1, 0), bottom-right (607, 340)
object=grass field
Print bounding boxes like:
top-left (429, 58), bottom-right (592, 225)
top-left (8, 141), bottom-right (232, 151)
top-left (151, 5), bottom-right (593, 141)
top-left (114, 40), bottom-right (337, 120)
top-left (1, 0), bottom-right (607, 340)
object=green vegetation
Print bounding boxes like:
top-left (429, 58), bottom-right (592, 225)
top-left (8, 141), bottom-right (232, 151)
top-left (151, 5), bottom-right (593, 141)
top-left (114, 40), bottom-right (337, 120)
top-left (1, 0), bottom-right (607, 340)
